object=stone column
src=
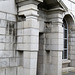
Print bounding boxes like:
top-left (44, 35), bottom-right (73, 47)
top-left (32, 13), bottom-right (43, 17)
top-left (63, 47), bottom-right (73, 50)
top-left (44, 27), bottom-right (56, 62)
top-left (45, 10), bottom-right (64, 75)
top-left (17, 4), bottom-right (39, 75)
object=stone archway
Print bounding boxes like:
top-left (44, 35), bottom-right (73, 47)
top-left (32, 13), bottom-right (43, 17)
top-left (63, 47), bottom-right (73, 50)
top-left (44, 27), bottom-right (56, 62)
top-left (62, 14), bottom-right (75, 67)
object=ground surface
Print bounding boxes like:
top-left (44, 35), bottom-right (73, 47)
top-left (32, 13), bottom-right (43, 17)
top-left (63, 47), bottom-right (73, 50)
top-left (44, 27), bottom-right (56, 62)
top-left (63, 71), bottom-right (75, 75)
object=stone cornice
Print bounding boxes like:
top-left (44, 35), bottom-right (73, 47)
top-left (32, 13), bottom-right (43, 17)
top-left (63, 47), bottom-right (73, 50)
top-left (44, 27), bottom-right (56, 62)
top-left (16, 0), bottom-right (42, 7)
top-left (39, 0), bottom-right (68, 11)
top-left (16, 0), bottom-right (43, 4)
top-left (68, 0), bottom-right (75, 4)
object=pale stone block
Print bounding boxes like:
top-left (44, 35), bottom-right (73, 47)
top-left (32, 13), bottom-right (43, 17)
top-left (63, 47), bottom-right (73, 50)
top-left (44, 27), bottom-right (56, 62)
top-left (7, 14), bottom-right (16, 21)
top-left (70, 46), bottom-right (75, 50)
top-left (51, 56), bottom-right (62, 65)
top-left (51, 39), bottom-right (58, 45)
top-left (23, 52), bottom-right (30, 59)
top-left (30, 69), bottom-right (36, 75)
top-left (0, 68), bottom-right (5, 75)
top-left (17, 22), bottom-right (24, 29)
top-left (19, 4), bottom-right (37, 12)
top-left (9, 58), bottom-right (17, 66)
top-left (24, 58), bottom-right (37, 69)
top-left (70, 42), bottom-right (75, 45)
top-left (24, 69), bottom-right (30, 75)
top-left (46, 45), bottom-right (57, 50)
top-left (50, 18), bottom-right (62, 23)
top-left (24, 52), bottom-right (37, 59)
top-left (0, 36), bottom-right (5, 42)
top-left (0, 12), bottom-right (6, 19)
top-left (17, 44), bottom-right (24, 50)
top-left (17, 36), bottom-right (23, 43)
top-left (17, 67), bottom-right (24, 75)
top-left (19, 9), bottom-right (38, 17)
top-left (0, 43), bottom-right (5, 50)
top-left (47, 64), bottom-right (62, 75)
top-left (0, 51), bottom-right (14, 57)
top-left (23, 59), bottom-right (30, 68)
top-left (17, 29), bottom-right (24, 36)
top-left (46, 38), bottom-right (51, 45)
top-left (23, 36), bottom-right (38, 44)
top-left (24, 44), bottom-right (38, 51)
top-left (59, 33), bottom-right (63, 39)
top-left (70, 34), bottom-right (75, 37)
top-left (24, 20), bottom-right (39, 29)
top-left (16, 58), bottom-right (23, 66)
top-left (39, 21), bottom-right (45, 32)
top-left (24, 65), bottom-right (36, 75)
top-left (48, 13), bottom-right (63, 19)
top-left (70, 50), bottom-right (75, 54)
top-left (71, 38), bottom-right (75, 42)
top-left (0, 28), bottom-right (5, 34)
top-left (71, 60), bottom-right (75, 67)
top-left (30, 59), bottom-right (37, 69)
top-left (10, 37), bottom-right (13, 43)
top-left (5, 43), bottom-right (13, 50)
top-left (24, 28), bottom-right (39, 36)
top-left (30, 52), bottom-right (38, 59)
top-left (51, 39), bottom-right (63, 45)
top-left (70, 55), bottom-right (75, 59)
top-left (51, 26), bottom-right (59, 32)
top-left (0, 20), bottom-right (7, 27)
top-left (46, 33), bottom-right (63, 39)
top-left (46, 44), bottom-right (63, 50)
top-left (51, 25), bottom-right (63, 33)
top-left (62, 0), bottom-right (71, 10)
top-left (17, 44), bottom-right (38, 51)
top-left (6, 67), bottom-right (16, 75)
top-left (5, 36), bottom-right (10, 43)
top-left (58, 44), bottom-right (64, 50)
top-left (0, 58), bottom-right (9, 67)
top-left (58, 39), bottom-right (63, 45)
top-left (72, 3), bottom-right (75, 11)
top-left (51, 51), bottom-right (62, 57)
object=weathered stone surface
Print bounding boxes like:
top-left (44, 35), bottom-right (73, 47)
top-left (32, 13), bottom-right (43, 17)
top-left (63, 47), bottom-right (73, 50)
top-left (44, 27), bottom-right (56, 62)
top-left (17, 67), bottom-right (24, 75)
top-left (0, 12), bottom-right (6, 19)
top-left (6, 67), bottom-right (16, 75)
top-left (0, 58), bottom-right (9, 67)
top-left (0, 68), bottom-right (5, 75)
top-left (0, 1), bottom-right (75, 75)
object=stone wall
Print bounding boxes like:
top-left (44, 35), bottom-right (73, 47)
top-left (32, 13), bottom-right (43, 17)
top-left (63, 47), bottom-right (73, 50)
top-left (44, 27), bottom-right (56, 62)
top-left (0, 0), bottom-right (75, 75)
top-left (0, 0), bottom-right (18, 75)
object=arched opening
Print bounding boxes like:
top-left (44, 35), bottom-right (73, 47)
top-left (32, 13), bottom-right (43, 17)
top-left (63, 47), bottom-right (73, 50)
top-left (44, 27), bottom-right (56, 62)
top-left (62, 14), bottom-right (74, 60)
top-left (62, 19), bottom-right (68, 59)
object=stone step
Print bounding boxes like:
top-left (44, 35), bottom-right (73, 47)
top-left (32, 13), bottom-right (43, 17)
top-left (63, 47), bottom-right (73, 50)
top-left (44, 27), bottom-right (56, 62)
top-left (62, 67), bottom-right (75, 73)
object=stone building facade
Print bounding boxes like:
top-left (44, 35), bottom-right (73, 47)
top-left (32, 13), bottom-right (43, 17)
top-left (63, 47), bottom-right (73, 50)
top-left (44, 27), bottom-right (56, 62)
top-left (0, 0), bottom-right (75, 75)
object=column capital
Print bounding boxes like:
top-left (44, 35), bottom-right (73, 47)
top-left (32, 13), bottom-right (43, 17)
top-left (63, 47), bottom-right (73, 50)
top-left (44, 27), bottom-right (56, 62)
top-left (19, 4), bottom-right (39, 18)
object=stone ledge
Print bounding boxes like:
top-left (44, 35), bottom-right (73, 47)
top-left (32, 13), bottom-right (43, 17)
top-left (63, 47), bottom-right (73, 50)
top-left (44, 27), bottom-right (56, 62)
top-left (62, 59), bottom-right (71, 64)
